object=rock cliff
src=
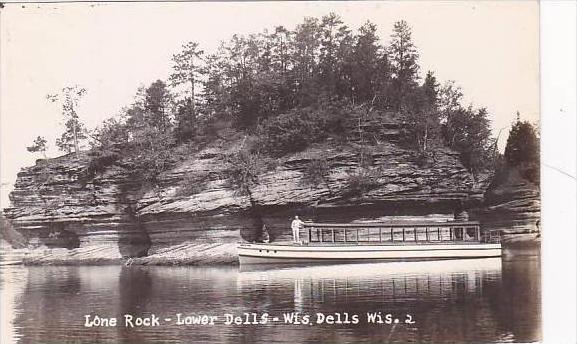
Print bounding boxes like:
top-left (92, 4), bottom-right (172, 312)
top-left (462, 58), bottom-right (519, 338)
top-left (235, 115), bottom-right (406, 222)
top-left (3, 138), bottom-right (491, 258)
top-left (476, 167), bottom-right (541, 237)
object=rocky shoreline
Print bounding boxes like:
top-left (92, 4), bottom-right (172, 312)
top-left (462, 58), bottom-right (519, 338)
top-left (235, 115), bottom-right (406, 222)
top-left (1, 241), bottom-right (238, 266)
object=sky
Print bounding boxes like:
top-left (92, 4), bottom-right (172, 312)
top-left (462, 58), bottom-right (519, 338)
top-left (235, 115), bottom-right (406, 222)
top-left (0, 1), bottom-right (540, 208)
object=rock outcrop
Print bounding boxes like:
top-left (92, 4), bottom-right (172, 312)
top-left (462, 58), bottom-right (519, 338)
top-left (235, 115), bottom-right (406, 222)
top-left (476, 167), bottom-right (541, 236)
top-left (3, 139), bottom-right (492, 259)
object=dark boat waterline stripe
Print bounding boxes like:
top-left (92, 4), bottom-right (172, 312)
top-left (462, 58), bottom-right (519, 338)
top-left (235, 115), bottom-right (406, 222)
top-left (238, 246), bottom-right (501, 254)
top-left (238, 254), bottom-right (502, 260)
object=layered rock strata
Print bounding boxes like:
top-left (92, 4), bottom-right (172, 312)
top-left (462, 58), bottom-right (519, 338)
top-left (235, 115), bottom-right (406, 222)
top-left (4, 141), bottom-right (491, 259)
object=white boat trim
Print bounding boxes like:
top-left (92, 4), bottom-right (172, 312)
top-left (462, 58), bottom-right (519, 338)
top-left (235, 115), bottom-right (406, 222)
top-left (238, 242), bottom-right (502, 264)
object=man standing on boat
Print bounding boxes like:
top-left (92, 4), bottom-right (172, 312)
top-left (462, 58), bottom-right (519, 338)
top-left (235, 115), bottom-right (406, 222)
top-left (291, 215), bottom-right (304, 244)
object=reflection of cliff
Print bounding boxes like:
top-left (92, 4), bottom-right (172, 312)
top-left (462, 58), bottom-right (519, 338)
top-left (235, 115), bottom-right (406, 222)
top-left (0, 267), bottom-right (29, 344)
top-left (116, 267), bottom-right (153, 343)
top-left (485, 252), bottom-right (542, 342)
top-left (12, 266), bottom-right (123, 343)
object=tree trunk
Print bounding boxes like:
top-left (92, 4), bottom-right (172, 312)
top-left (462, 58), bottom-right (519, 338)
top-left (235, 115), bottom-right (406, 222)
top-left (190, 57), bottom-right (195, 114)
top-left (423, 125), bottom-right (428, 152)
top-left (71, 104), bottom-right (79, 158)
top-left (73, 121), bottom-right (79, 158)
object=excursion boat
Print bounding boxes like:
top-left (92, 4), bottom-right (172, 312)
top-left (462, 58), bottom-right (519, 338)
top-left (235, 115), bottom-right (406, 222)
top-left (237, 221), bottom-right (502, 265)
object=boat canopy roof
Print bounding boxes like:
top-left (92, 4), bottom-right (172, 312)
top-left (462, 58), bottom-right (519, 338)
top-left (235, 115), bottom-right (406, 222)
top-left (303, 221), bottom-right (480, 228)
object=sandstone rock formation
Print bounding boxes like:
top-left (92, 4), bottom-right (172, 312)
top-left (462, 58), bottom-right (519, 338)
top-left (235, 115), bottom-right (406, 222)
top-left (3, 140), bottom-right (490, 258)
top-left (477, 167), bottom-right (541, 236)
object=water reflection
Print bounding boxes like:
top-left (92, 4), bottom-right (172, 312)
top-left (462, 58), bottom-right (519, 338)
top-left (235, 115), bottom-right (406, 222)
top-left (236, 259), bottom-right (509, 343)
top-left (0, 247), bottom-right (540, 344)
top-left (238, 258), bottom-right (502, 303)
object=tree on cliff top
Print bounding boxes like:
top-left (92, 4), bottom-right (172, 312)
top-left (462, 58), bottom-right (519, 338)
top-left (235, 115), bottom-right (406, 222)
top-left (122, 81), bottom-right (177, 182)
top-left (27, 136), bottom-right (48, 158)
top-left (401, 71), bottom-right (442, 155)
top-left (47, 86), bottom-right (88, 158)
top-left (436, 81), bottom-right (494, 175)
top-left (388, 20), bottom-right (420, 111)
top-left (83, 16), bottom-right (497, 184)
top-left (504, 115), bottom-right (540, 184)
top-left (348, 21), bottom-right (390, 106)
top-left (170, 41), bottom-right (204, 113)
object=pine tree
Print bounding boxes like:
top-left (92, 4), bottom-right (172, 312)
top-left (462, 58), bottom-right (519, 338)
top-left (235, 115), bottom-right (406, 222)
top-left (144, 80), bottom-right (173, 131)
top-left (389, 20), bottom-right (420, 111)
top-left (422, 71), bottom-right (439, 108)
top-left (291, 17), bottom-right (322, 105)
top-left (349, 21), bottom-right (389, 105)
top-left (169, 41), bottom-right (204, 114)
top-left (504, 117), bottom-right (540, 167)
top-left (318, 13), bottom-right (353, 98)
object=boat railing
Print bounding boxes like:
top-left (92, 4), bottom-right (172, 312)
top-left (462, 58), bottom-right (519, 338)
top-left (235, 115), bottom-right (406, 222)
top-left (301, 221), bottom-right (498, 244)
top-left (482, 229), bottom-right (502, 244)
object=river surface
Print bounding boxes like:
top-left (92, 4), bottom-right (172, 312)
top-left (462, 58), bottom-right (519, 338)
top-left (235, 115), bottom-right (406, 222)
top-left (0, 246), bottom-right (540, 344)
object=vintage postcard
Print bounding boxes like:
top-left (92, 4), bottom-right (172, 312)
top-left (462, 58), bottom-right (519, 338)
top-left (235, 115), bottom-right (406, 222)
top-left (0, 1), bottom-right (549, 343)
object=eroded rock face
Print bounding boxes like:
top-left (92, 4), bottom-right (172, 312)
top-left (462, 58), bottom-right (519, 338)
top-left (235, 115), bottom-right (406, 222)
top-left (4, 155), bottom-right (150, 257)
top-left (476, 168), bottom-right (540, 234)
top-left (4, 142), bottom-right (490, 256)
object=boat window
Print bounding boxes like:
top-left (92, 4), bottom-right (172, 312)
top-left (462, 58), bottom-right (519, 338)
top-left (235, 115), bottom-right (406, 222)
top-left (454, 228), bottom-right (464, 241)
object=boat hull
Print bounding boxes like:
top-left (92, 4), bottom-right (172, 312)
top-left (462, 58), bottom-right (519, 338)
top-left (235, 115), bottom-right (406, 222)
top-left (237, 242), bottom-right (502, 265)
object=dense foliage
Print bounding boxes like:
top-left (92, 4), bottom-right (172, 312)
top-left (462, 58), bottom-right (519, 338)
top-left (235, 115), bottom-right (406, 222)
top-left (503, 118), bottom-right (540, 184)
top-left (42, 14), bottom-right (497, 184)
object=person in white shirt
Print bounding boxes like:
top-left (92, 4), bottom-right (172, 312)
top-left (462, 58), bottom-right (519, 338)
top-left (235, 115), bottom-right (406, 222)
top-left (291, 215), bottom-right (304, 244)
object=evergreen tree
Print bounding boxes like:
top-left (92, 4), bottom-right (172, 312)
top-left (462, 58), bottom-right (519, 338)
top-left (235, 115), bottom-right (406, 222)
top-left (349, 21), bottom-right (389, 105)
top-left (317, 13), bottom-right (353, 97)
top-left (290, 17), bottom-right (322, 106)
top-left (144, 80), bottom-right (173, 131)
top-left (421, 71), bottom-right (439, 109)
top-left (504, 116), bottom-right (540, 166)
top-left (504, 116), bottom-right (540, 183)
top-left (389, 20), bottom-right (420, 111)
top-left (169, 41), bottom-right (204, 113)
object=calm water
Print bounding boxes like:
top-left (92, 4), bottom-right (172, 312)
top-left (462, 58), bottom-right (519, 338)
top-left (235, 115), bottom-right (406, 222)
top-left (0, 246), bottom-right (540, 344)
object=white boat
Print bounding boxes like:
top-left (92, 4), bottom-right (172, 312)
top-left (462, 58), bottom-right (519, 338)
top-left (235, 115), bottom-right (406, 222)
top-left (237, 221), bottom-right (502, 265)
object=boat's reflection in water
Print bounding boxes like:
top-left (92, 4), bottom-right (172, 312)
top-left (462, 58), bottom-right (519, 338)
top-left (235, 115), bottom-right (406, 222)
top-left (237, 258), bottom-right (502, 311)
top-left (235, 258), bottom-right (529, 343)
